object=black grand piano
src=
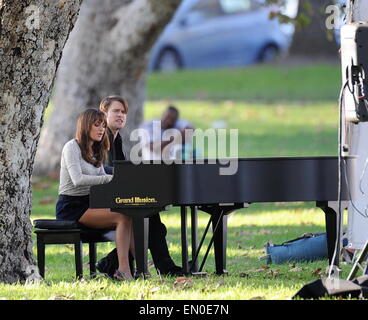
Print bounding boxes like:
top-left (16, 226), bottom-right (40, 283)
top-left (90, 156), bottom-right (356, 277)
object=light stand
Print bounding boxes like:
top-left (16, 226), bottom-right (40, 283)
top-left (336, 0), bottom-right (368, 279)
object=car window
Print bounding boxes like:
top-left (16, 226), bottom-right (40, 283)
top-left (186, 0), bottom-right (224, 24)
top-left (219, 0), bottom-right (258, 14)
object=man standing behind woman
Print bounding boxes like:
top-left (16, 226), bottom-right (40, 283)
top-left (56, 108), bottom-right (134, 281)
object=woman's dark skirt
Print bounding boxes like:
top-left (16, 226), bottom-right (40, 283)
top-left (56, 194), bottom-right (89, 221)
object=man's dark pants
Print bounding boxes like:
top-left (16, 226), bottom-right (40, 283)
top-left (148, 213), bottom-right (177, 272)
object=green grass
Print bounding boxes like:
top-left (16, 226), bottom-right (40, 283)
top-left (146, 64), bottom-right (341, 102)
top-left (143, 100), bottom-right (338, 158)
top-left (3, 64), bottom-right (354, 300)
top-left (21, 201), bottom-right (351, 300)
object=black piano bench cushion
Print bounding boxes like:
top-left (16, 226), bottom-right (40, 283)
top-left (33, 219), bottom-right (79, 230)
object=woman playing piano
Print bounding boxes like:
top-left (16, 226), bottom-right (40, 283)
top-left (56, 108), bottom-right (134, 281)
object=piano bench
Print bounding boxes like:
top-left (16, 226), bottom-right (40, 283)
top-left (33, 219), bottom-right (115, 280)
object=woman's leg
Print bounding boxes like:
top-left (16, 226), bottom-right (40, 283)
top-left (129, 224), bottom-right (135, 259)
top-left (78, 208), bottom-right (133, 280)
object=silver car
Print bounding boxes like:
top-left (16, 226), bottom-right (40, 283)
top-left (148, 0), bottom-right (297, 72)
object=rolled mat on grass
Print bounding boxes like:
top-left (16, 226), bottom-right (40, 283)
top-left (262, 233), bottom-right (328, 264)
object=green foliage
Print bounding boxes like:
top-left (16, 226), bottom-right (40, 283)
top-left (295, 12), bottom-right (311, 30)
top-left (302, 0), bottom-right (313, 15)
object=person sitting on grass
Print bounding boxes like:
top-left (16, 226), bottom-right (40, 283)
top-left (140, 105), bottom-right (195, 161)
top-left (55, 108), bottom-right (134, 281)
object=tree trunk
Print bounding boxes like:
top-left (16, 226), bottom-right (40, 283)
top-left (289, 0), bottom-right (339, 57)
top-left (0, 0), bottom-right (81, 283)
top-left (34, 0), bottom-right (181, 176)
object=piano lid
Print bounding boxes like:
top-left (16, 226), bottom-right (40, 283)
top-left (89, 156), bottom-right (356, 209)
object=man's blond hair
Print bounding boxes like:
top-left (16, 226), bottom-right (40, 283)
top-left (99, 96), bottom-right (128, 114)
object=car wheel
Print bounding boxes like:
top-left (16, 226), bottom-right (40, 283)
top-left (154, 48), bottom-right (183, 72)
top-left (258, 44), bottom-right (280, 63)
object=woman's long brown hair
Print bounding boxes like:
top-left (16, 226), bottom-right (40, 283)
top-left (75, 109), bottom-right (110, 167)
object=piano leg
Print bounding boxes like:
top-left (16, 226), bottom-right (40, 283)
top-left (132, 217), bottom-right (149, 278)
top-left (181, 206), bottom-right (189, 274)
top-left (190, 206), bottom-right (199, 273)
top-left (197, 203), bottom-right (249, 275)
top-left (317, 201), bottom-right (348, 268)
top-left (212, 210), bottom-right (228, 275)
top-left (198, 204), bottom-right (245, 275)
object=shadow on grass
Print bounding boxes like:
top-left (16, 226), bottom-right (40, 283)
top-left (31, 201), bottom-right (325, 222)
top-left (32, 222), bottom-right (331, 283)
top-left (158, 201), bottom-right (326, 217)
